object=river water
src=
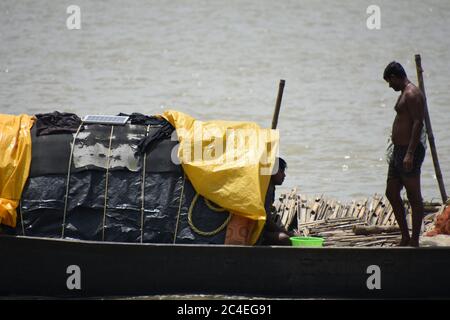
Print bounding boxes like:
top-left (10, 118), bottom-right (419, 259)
top-left (1, 0), bottom-right (449, 201)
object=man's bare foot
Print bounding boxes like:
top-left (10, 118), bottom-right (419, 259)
top-left (398, 237), bottom-right (410, 246)
top-left (408, 239), bottom-right (420, 247)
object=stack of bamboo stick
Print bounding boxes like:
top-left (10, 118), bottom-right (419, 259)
top-left (273, 190), bottom-right (442, 247)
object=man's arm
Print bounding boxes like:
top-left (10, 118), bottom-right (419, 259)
top-left (404, 90), bottom-right (425, 171)
top-left (265, 216), bottom-right (293, 235)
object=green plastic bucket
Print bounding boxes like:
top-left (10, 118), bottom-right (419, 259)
top-left (290, 236), bottom-right (324, 247)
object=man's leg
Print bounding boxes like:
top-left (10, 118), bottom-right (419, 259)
top-left (402, 175), bottom-right (424, 247)
top-left (386, 178), bottom-right (410, 246)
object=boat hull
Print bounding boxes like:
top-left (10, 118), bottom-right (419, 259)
top-left (1, 235), bottom-right (449, 298)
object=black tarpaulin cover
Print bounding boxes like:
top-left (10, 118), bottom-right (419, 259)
top-left (17, 120), bottom-right (228, 244)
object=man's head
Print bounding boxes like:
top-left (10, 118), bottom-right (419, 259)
top-left (272, 157), bottom-right (287, 186)
top-left (383, 61), bottom-right (407, 92)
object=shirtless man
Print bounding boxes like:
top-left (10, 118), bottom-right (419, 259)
top-left (383, 61), bottom-right (425, 247)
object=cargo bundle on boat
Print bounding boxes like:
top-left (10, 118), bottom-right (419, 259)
top-left (1, 110), bottom-right (279, 245)
top-left (16, 113), bottom-right (228, 244)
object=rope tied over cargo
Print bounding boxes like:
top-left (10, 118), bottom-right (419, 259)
top-left (61, 122), bottom-right (84, 238)
top-left (173, 174), bottom-right (186, 244)
top-left (188, 193), bottom-right (231, 237)
top-left (140, 125), bottom-right (150, 243)
top-left (101, 126), bottom-right (115, 241)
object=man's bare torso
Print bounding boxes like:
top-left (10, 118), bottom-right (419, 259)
top-left (392, 83), bottom-right (423, 146)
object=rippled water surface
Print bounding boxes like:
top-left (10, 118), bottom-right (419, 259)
top-left (1, 0), bottom-right (449, 201)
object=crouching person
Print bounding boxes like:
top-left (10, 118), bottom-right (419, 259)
top-left (260, 157), bottom-right (295, 246)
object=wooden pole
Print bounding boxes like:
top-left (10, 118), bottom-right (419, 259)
top-left (271, 79), bottom-right (286, 129)
top-left (414, 54), bottom-right (448, 203)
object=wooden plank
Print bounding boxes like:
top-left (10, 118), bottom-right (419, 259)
top-left (353, 225), bottom-right (401, 235)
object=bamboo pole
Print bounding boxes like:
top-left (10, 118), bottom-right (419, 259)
top-left (286, 191), bottom-right (297, 228)
top-left (310, 197), bottom-right (321, 218)
top-left (330, 203), bottom-right (340, 219)
top-left (373, 201), bottom-right (384, 225)
top-left (296, 198), bottom-right (303, 228)
top-left (318, 200), bottom-right (327, 220)
top-left (381, 201), bottom-right (393, 226)
top-left (348, 201), bottom-right (356, 218)
top-left (271, 80), bottom-right (286, 130)
top-left (357, 199), bottom-right (368, 219)
top-left (415, 54), bottom-right (448, 203)
top-left (340, 205), bottom-right (348, 218)
top-left (305, 201), bottom-right (311, 223)
top-left (299, 199), bottom-right (307, 225)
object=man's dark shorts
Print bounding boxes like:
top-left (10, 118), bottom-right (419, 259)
top-left (387, 143), bottom-right (425, 181)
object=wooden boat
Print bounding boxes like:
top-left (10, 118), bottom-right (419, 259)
top-left (1, 234), bottom-right (449, 299)
top-left (2, 114), bottom-right (449, 299)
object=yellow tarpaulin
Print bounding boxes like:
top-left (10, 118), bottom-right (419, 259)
top-left (0, 114), bottom-right (35, 227)
top-left (162, 110), bottom-right (279, 245)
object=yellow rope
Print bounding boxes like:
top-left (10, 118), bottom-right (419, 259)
top-left (173, 174), bottom-right (186, 243)
top-left (61, 123), bottom-right (84, 238)
top-left (188, 193), bottom-right (231, 237)
top-left (204, 198), bottom-right (227, 212)
top-left (102, 126), bottom-right (114, 241)
top-left (140, 125), bottom-right (150, 243)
